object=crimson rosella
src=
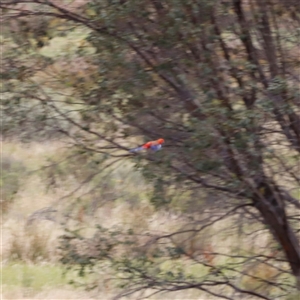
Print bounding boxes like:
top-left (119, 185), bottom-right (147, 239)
top-left (129, 138), bottom-right (165, 153)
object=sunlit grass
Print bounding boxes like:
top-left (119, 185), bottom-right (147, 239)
top-left (2, 263), bottom-right (68, 290)
top-left (2, 263), bottom-right (97, 300)
top-left (39, 27), bottom-right (93, 58)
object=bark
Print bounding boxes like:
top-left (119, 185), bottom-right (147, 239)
top-left (253, 180), bottom-right (300, 288)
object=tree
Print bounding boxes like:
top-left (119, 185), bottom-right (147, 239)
top-left (1, 0), bottom-right (300, 299)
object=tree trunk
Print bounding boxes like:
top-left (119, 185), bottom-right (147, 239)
top-left (253, 180), bottom-right (300, 289)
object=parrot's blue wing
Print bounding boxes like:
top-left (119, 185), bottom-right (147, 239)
top-left (129, 146), bottom-right (144, 153)
top-left (150, 144), bottom-right (162, 151)
top-left (130, 144), bottom-right (162, 153)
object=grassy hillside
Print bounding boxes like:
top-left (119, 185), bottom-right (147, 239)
top-left (2, 140), bottom-right (297, 300)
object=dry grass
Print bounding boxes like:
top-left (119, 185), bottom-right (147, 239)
top-left (2, 141), bottom-right (67, 262)
top-left (1, 140), bottom-right (292, 299)
top-left (2, 219), bottom-right (62, 263)
top-left (1, 141), bottom-right (155, 299)
top-left (2, 286), bottom-right (95, 300)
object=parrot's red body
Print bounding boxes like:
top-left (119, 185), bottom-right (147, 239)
top-left (129, 138), bottom-right (165, 153)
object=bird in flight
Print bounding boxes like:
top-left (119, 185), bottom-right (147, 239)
top-left (129, 138), bottom-right (165, 153)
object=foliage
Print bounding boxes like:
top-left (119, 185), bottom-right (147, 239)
top-left (1, 0), bottom-right (300, 299)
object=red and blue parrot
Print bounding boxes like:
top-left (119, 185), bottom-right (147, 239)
top-left (129, 138), bottom-right (165, 153)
